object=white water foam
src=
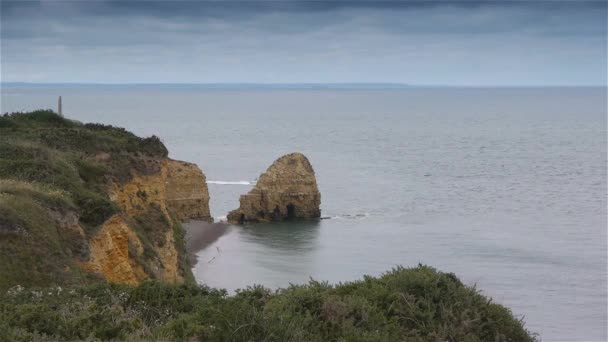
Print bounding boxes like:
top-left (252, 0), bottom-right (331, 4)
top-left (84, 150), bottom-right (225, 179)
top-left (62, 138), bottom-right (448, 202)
top-left (330, 213), bottom-right (370, 220)
top-left (207, 180), bottom-right (252, 185)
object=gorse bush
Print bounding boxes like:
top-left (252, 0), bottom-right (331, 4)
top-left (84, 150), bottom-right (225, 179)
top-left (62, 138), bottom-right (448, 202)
top-left (0, 266), bottom-right (537, 341)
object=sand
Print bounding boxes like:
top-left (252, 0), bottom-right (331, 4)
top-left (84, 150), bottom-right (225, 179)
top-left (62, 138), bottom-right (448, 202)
top-left (183, 220), bottom-right (230, 266)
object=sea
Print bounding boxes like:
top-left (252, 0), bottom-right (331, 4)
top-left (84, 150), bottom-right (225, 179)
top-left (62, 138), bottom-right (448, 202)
top-left (2, 85), bottom-right (606, 341)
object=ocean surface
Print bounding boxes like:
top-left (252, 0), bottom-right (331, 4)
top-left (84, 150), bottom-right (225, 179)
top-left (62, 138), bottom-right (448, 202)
top-left (2, 86), bottom-right (606, 341)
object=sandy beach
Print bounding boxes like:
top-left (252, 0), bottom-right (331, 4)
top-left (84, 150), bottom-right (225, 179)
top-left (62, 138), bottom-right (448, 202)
top-left (183, 220), bottom-right (230, 266)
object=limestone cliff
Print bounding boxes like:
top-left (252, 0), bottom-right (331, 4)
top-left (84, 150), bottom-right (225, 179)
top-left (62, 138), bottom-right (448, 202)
top-left (81, 215), bottom-right (147, 285)
top-left (165, 160), bottom-right (212, 222)
top-left (91, 158), bottom-right (212, 284)
top-left (227, 153), bottom-right (321, 223)
top-left (0, 110), bottom-right (211, 289)
top-left (108, 159), bottom-right (211, 222)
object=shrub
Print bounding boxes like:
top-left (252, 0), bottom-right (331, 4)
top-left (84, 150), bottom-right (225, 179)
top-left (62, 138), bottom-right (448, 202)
top-left (6, 109), bottom-right (74, 127)
top-left (72, 190), bottom-right (116, 229)
top-left (0, 266), bottom-right (538, 341)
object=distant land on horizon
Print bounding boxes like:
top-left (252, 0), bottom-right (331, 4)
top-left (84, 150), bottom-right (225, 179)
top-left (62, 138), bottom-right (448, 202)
top-left (2, 82), bottom-right (604, 90)
top-left (2, 82), bottom-right (411, 90)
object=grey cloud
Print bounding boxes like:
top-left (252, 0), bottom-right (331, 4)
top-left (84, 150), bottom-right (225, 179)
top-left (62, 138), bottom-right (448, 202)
top-left (2, 0), bottom-right (606, 42)
top-left (1, 0), bottom-right (606, 85)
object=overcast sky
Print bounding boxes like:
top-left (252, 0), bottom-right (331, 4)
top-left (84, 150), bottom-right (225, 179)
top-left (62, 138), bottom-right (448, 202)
top-left (1, 1), bottom-right (606, 85)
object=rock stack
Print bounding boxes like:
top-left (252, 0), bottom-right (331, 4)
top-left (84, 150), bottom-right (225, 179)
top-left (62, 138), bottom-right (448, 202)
top-left (227, 153), bottom-right (321, 224)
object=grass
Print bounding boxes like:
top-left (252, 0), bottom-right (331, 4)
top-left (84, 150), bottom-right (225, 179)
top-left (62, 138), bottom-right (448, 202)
top-left (0, 180), bottom-right (93, 290)
top-left (0, 110), bottom-right (182, 290)
top-left (0, 110), bottom-right (167, 157)
top-left (0, 265), bottom-right (537, 341)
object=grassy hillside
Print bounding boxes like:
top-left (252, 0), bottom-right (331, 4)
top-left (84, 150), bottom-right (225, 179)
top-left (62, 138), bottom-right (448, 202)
top-left (0, 110), bottom-right (182, 289)
top-left (0, 265), bottom-right (536, 341)
top-left (0, 111), bottom-right (536, 341)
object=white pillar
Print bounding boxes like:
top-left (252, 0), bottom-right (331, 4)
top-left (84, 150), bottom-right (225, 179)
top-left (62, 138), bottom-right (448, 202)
top-left (58, 96), bottom-right (62, 116)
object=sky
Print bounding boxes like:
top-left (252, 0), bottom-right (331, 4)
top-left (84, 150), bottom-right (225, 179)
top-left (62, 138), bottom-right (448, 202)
top-left (1, 0), bottom-right (606, 86)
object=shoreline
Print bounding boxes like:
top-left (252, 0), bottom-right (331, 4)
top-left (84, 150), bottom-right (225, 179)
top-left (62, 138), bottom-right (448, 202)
top-left (183, 220), bottom-right (230, 266)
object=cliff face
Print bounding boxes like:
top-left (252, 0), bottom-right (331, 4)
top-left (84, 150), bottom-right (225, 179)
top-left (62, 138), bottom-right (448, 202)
top-left (81, 215), bottom-right (147, 285)
top-left (92, 158), bottom-right (211, 284)
top-left (0, 111), bottom-right (210, 289)
top-left (227, 153), bottom-right (321, 223)
top-left (165, 160), bottom-right (212, 222)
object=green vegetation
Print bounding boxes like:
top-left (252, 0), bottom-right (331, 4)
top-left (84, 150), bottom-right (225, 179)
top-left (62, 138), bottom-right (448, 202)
top-left (0, 110), bottom-right (176, 290)
top-left (0, 179), bottom-right (93, 289)
top-left (0, 265), bottom-right (536, 341)
top-left (0, 111), bottom-right (536, 341)
top-left (0, 110), bottom-right (167, 229)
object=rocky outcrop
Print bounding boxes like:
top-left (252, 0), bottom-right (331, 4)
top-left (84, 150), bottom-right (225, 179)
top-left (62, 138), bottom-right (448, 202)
top-left (91, 158), bottom-right (211, 284)
top-left (48, 209), bottom-right (89, 260)
top-left (109, 159), bottom-right (211, 221)
top-left (81, 215), bottom-right (147, 285)
top-left (165, 160), bottom-right (212, 222)
top-left (227, 153), bottom-right (321, 223)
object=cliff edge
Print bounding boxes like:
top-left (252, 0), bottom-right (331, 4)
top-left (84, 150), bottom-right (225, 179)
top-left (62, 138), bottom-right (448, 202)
top-left (0, 110), bottom-right (210, 289)
top-left (227, 152), bottom-right (321, 223)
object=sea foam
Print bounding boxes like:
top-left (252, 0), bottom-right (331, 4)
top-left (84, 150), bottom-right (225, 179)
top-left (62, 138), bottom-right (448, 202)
top-left (207, 181), bottom-right (252, 185)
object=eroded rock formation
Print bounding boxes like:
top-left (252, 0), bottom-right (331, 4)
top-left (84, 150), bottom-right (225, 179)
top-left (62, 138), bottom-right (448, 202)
top-left (165, 160), bottom-right (212, 222)
top-left (81, 215), bottom-right (146, 285)
top-left (90, 158), bottom-right (212, 284)
top-left (227, 153), bottom-right (321, 223)
top-left (0, 112), bottom-right (213, 289)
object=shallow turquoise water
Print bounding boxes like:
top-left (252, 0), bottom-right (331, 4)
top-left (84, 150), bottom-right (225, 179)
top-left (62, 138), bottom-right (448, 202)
top-left (2, 87), bottom-right (606, 340)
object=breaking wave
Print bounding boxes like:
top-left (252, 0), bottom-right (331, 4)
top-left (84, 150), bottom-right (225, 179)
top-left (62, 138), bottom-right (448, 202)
top-left (324, 213), bottom-right (370, 220)
top-left (207, 180), bottom-right (252, 185)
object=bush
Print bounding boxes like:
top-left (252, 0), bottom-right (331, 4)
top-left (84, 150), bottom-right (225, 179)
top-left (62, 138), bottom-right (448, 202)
top-left (0, 266), bottom-right (538, 341)
top-left (5, 109), bottom-right (74, 127)
top-left (72, 190), bottom-right (117, 229)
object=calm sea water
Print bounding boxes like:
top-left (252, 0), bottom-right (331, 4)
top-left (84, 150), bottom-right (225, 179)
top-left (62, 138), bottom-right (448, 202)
top-left (2, 86), bottom-right (606, 341)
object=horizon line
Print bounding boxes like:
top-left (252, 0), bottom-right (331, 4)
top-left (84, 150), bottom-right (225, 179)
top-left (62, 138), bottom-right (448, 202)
top-left (1, 82), bottom-right (605, 88)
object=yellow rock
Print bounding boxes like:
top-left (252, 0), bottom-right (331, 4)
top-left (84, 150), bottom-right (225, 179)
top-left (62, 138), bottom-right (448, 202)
top-left (165, 160), bottom-right (212, 222)
top-left (228, 153), bottom-right (321, 223)
top-left (83, 158), bottom-right (211, 284)
top-left (81, 215), bottom-right (146, 285)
